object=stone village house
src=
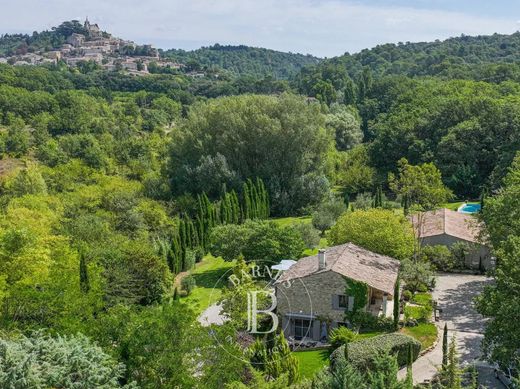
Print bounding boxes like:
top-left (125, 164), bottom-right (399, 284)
top-left (275, 243), bottom-right (400, 341)
top-left (411, 208), bottom-right (492, 271)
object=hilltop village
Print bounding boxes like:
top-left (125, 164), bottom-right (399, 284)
top-left (0, 18), bottom-right (185, 75)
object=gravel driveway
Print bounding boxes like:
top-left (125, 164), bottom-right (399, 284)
top-left (399, 273), bottom-right (504, 387)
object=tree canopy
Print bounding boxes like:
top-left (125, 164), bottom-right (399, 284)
top-left (329, 209), bottom-right (415, 260)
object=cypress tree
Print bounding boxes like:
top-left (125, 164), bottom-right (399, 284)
top-left (219, 198), bottom-right (226, 225)
top-left (185, 217), bottom-right (193, 248)
top-left (202, 192), bottom-right (213, 227)
top-left (79, 251), bottom-right (90, 293)
top-left (166, 248), bottom-right (175, 273)
top-left (265, 186), bottom-right (270, 218)
top-left (203, 215), bottom-right (210, 252)
top-left (197, 194), bottom-right (204, 220)
top-left (253, 178), bottom-right (261, 218)
top-left (273, 331), bottom-right (299, 384)
top-left (480, 188), bottom-right (486, 211)
top-left (261, 178), bottom-right (270, 219)
top-left (196, 216), bottom-right (205, 252)
top-left (442, 323), bottom-right (449, 371)
top-left (226, 194), bottom-right (233, 224)
top-left (231, 190), bottom-right (240, 224)
top-left (190, 219), bottom-right (199, 248)
top-left (248, 179), bottom-right (258, 219)
top-left (393, 278), bottom-right (400, 330)
top-left (403, 194), bottom-right (410, 216)
top-left (170, 233), bottom-right (183, 274)
top-left (212, 205), bottom-right (219, 226)
top-left (255, 177), bottom-right (267, 219)
top-left (242, 181), bottom-right (251, 221)
top-left (344, 192), bottom-right (350, 209)
top-left (222, 195), bottom-right (229, 224)
top-left (447, 336), bottom-right (462, 389)
top-left (407, 342), bottom-right (414, 368)
top-left (405, 343), bottom-right (414, 389)
top-left (179, 220), bottom-right (187, 269)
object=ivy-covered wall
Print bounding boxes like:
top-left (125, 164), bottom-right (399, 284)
top-left (344, 277), bottom-right (368, 316)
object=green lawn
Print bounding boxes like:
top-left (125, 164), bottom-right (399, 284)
top-left (293, 349), bottom-right (330, 380)
top-left (412, 292), bottom-right (433, 306)
top-left (181, 256), bottom-right (235, 314)
top-left (441, 201), bottom-right (479, 211)
top-left (271, 215), bottom-right (312, 227)
top-left (401, 323), bottom-right (438, 350)
top-left (302, 237), bottom-right (329, 256)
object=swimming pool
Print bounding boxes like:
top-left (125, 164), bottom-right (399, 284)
top-left (458, 203), bottom-right (481, 214)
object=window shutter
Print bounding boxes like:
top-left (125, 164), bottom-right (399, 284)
top-left (348, 296), bottom-right (355, 312)
top-left (332, 295), bottom-right (338, 309)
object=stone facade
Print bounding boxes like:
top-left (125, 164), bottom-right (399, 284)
top-left (276, 270), bottom-right (395, 341)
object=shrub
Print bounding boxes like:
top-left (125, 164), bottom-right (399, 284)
top-left (352, 192), bottom-right (374, 210)
top-left (183, 249), bottom-right (196, 271)
top-left (329, 326), bottom-right (358, 349)
top-left (412, 292), bottom-right (433, 307)
top-left (0, 331), bottom-right (127, 388)
top-left (400, 258), bottom-right (435, 293)
top-left (181, 275), bottom-right (196, 295)
top-left (404, 304), bottom-right (432, 322)
top-left (421, 245), bottom-right (455, 271)
top-left (349, 311), bottom-right (394, 332)
top-left (330, 333), bottom-right (421, 370)
top-left (293, 222), bottom-right (321, 249)
top-left (403, 290), bottom-right (413, 302)
top-left (450, 241), bottom-right (471, 269)
top-left (193, 247), bottom-right (205, 263)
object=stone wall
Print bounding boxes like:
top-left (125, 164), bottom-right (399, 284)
top-left (276, 270), bottom-right (352, 323)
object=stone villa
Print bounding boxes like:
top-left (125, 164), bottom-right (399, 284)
top-left (275, 243), bottom-right (400, 341)
top-left (411, 208), bottom-right (492, 270)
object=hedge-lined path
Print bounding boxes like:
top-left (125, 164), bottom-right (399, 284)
top-left (398, 273), bottom-right (502, 387)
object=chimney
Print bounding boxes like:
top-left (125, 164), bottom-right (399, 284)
top-left (318, 249), bottom-right (326, 270)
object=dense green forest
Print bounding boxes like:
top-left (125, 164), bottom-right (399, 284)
top-left (162, 44), bottom-right (321, 79)
top-left (1, 23), bottom-right (520, 388)
top-left (298, 32), bottom-right (520, 83)
top-left (0, 21), bottom-right (88, 56)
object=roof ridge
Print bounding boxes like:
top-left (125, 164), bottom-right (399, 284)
top-left (330, 243), bottom-right (352, 271)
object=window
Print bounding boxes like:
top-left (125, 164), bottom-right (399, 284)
top-left (338, 295), bottom-right (348, 309)
top-left (293, 318), bottom-right (312, 340)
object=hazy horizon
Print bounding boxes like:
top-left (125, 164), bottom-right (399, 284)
top-left (2, 0), bottom-right (520, 57)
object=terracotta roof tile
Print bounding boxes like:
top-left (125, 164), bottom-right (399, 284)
top-left (411, 208), bottom-right (483, 244)
top-left (276, 243), bottom-right (400, 295)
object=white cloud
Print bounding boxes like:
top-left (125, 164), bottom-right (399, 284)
top-left (0, 0), bottom-right (517, 57)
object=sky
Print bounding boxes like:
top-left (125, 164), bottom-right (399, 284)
top-left (1, 0), bottom-right (520, 57)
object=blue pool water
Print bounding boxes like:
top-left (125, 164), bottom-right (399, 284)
top-left (458, 203), bottom-right (481, 214)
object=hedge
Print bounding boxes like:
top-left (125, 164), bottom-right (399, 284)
top-left (330, 333), bottom-right (421, 370)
